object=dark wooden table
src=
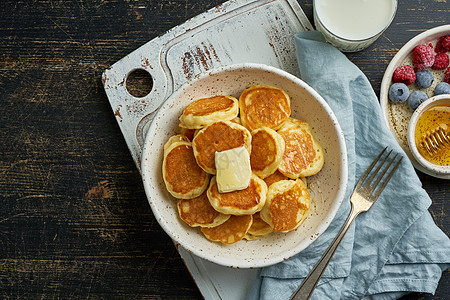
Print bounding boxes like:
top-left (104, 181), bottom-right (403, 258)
top-left (1, 0), bottom-right (448, 299)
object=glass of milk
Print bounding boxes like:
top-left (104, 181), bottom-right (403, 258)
top-left (313, 0), bottom-right (397, 52)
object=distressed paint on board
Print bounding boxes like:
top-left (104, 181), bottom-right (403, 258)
top-left (102, 0), bottom-right (312, 172)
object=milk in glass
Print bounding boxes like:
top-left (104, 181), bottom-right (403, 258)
top-left (314, 0), bottom-right (397, 52)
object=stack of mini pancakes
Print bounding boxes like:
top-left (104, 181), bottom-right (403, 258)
top-left (162, 85), bottom-right (325, 245)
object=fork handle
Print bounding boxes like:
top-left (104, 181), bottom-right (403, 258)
top-left (290, 206), bottom-right (359, 300)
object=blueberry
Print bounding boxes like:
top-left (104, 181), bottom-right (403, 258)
top-left (415, 70), bottom-right (434, 88)
top-left (408, 91), bottom-right (428, 110)
top-left (389, 83), bottom-right (410, 103)
top-left (434, 82), bottom-right (450, 95)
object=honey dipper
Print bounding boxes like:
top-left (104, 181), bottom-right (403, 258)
top-left (420, 124), bottom-right (450, 155)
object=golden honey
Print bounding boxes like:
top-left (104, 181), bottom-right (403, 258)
top-left (414, 104), bottom-right (450, 166)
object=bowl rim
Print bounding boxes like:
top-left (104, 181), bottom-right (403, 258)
top-left (407, 95), bottom-right (450, 178)
top-left (141, 62), bottom-right (348, 268)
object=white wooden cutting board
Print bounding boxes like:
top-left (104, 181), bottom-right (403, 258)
top-left (102, 0), bottom-right (312, 298)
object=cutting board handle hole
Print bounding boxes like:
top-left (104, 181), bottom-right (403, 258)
top-left (126, 69), bottom-right (153, 98)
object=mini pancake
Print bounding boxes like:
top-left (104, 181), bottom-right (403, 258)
top-left (179, 127), bottom-right (196, 141)
top-left (277, 118), bottom-right (325, 178)
top-left (177, 191), bottom-right (230, 228)
top-left (230, 117), bottom-right (242, 125)
top-left (239, 84), bottom-right (291, 131)
top-left (250, 127), bottom-right (285, 179)
top-left (207, 174), bottom-right (267, 215)
top-left (201, 215), bottom-right (253, 245)
top-left (263, 170), bottom-right (289, 188)
top-left (244, 212), bottom-right (273, 240)
top-left (260, 179), bottom-right (310, 233)
top-left (179, 95), bottom-right (239, 129)
top-left (162, 139), bottom-right (210, 199)
top-left (163, 134), bottom-right (190, 154)
top-left (192, 121), bottom-right (252, 174)
top-left (263, 171), bottom-right (307, 191)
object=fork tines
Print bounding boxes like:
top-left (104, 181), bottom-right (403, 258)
top-left (357, 147), bottom-right (403, 197)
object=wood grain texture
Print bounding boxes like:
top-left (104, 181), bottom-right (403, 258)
top-left (0, 0), bottom-right (448, 299)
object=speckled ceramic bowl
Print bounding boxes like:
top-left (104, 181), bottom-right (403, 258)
top-left (380, 25), bottom-right (450, 179)
top-left (141, 63), bottom-right (348, 268)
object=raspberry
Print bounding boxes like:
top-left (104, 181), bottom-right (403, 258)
top-left (432, 52), bottom-right (449, 70)
top-left (444, 67), bottom-right (450, 84)
top-left (435, 35), bottom-right (450, 53)
top-left (392, 65), bottom-right (416, 85)
top-left (413, 45), bottom-right (435, 70)
top-left (435, 37), bottom-right (444, 53)
top-left (443, 36), bottom-right (450, 51)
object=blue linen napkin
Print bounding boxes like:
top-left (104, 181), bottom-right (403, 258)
top-left (247, 31), bottom-right (450, 300)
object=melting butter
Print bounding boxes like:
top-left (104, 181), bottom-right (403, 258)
top-left (215, 146), bottom-right (252, 193)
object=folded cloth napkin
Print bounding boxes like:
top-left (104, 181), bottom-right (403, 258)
top-left (247, 31), bottom-right (450, 300)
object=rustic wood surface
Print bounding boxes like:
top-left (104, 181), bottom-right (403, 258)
top-left (0, 0), bottom-right (448, 299)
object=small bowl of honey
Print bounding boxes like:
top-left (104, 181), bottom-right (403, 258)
top-left (407, 95), bottom-right (450, 179)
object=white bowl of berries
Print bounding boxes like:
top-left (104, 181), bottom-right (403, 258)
top-left (380, 25), bottom-right (450, 178)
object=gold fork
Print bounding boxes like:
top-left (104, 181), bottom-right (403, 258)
top-left (290, 147), bottom-right (403, 300)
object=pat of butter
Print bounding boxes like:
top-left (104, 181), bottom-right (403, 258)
top-left (215, 146), bottom-right (252, 193)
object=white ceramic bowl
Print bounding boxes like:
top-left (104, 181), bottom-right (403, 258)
top-left (141, 63), bottom-right (348, 268)
top-left (407, 95), bottom-right (450, 180)
top-left (380, 25), bottom-right (450, 179)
